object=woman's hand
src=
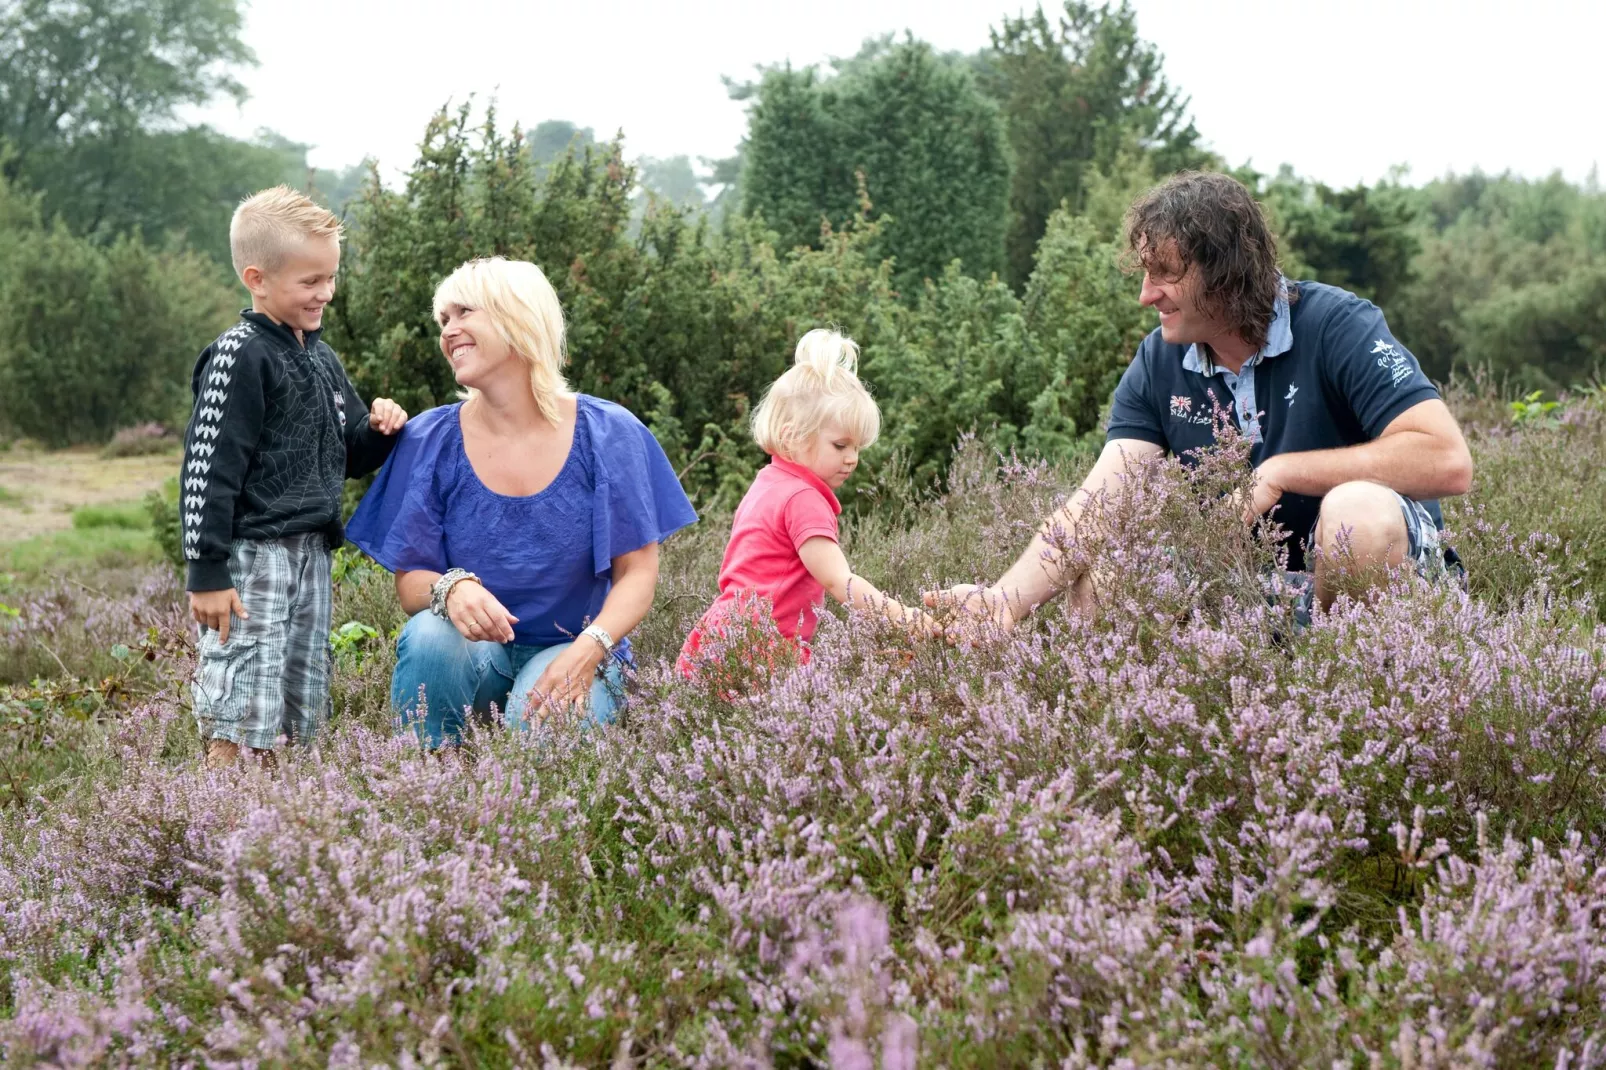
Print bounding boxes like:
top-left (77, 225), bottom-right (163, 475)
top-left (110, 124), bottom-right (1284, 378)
top-left (444, 579), bottom-right (518, 643)
top-left (527, 639), bottom-right (608, 724)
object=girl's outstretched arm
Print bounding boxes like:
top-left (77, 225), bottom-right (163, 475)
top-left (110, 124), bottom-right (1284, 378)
top-left (798, 537), bottom-right (938, 637)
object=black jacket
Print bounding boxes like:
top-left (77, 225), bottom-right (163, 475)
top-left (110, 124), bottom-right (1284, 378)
top-left (180, 311), bottom-right (396, 591)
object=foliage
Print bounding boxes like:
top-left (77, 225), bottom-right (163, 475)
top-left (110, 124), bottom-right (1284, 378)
top-left (738, 38), bottom-right (1011, 293)
top-left (0, 175), bottom-right (237, 446)
top-left (330, 105), bottom-right (1157, 513)
top-left (146, 478), bottom-right (184, 572)
top-left (983, 1), bottom-right (1209, 286)
top-left (1, 408), bottom-right (1604, 1063)
top-left (1446, 388), bottom-right (1606, 615)
top-left (100, 423), bottom-right (179, 459)
top-left (1260, 166), bottom-right (1423, 313)
top-left (0, 0), bottom-right (252, 182)
top-left (70, 502), bottom-right (149, 532)
top-left (1393, 171), bottom-right (1606, 386)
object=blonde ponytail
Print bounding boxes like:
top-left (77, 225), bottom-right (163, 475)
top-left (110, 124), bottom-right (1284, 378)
top-left (751, 328), bottom-right (881, 459)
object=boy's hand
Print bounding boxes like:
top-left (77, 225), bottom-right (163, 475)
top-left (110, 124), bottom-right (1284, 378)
top-left (371, 398), bottom-right (408, 435)
top-left (191, 588), bottom-right (248, 644)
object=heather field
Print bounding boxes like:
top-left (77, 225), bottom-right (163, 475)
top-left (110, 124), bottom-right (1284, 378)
top-left (3, 391), bottom-right (1606, 1068)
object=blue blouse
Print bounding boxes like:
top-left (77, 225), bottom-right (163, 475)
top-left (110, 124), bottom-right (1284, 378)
top-left (346, 396), bottom-right (697, 655)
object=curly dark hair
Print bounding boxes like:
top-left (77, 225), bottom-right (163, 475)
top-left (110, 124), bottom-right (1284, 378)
top-left (1123, 171), bottom-right (1288, 352)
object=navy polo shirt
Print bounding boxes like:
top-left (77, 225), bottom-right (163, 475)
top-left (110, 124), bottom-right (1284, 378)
top-left (1106, 280), bottom-right (1441, 571)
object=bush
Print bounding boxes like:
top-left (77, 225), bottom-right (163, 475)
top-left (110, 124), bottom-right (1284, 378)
top-left (145, 478), bottom-right (184, 572)
top-left (70, 503), bottom-right (150, 532)
top-left (3, 425), bottom-right (1602, 1065)
top-left (1446, 388), bottom-right (1606, 613)
top-left (100, 423), bottom-right (179, 459)
top-left (0, 212), bottom-right (236, 447)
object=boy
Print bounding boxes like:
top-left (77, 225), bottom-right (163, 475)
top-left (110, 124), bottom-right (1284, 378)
top-left (180, 186), bottom-right (408, 769)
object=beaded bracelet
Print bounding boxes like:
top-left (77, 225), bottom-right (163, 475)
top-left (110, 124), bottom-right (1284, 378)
top-left (430, 568), bottom-right (479, 618)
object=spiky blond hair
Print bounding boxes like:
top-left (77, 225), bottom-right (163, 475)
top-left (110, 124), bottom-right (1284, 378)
top-left (229, 185), bottom-right (343, 280)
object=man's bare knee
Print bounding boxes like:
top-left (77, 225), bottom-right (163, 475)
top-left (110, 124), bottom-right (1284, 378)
top-left (1316, 481), bottom-right (1408, 566)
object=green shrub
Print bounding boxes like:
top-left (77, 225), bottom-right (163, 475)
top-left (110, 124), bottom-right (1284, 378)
top-left (146, 478), bottom-right (184, 571)
top-left (71, 502), bottom-right (150, 531)
top-left (1446, 390), bottom-right (1606, 613)
top-left (0, 221), bottom-right (236, 447)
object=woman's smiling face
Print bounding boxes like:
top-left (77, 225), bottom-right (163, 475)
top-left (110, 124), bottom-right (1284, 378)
top-left (437, 303), bottom-right (517, 389)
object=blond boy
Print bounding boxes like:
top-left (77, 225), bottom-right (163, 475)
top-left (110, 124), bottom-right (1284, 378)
top-left (181, 186), bottom-right (407, 769)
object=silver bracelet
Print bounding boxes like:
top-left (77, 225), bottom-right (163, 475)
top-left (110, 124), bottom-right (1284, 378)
top-left (580, 624), bottom-right (614, 659)
top-left (430, 568), bottom-right (478, 618)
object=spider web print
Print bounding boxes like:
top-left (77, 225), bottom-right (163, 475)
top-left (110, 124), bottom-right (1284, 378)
top-left (183, 323), bottom-right (351, 560)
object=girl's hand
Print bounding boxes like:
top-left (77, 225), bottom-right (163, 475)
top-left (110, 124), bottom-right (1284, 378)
top-left (371, 398), bottom-right (409, 435)
top-left (528, 640), bottom-right (607, 724)
top-left (444, 579), bottom-right (518, 643)
top-left (899, 607), bottom-right (944, 641)
top-left (923, 584), bottom-right (1018, 638)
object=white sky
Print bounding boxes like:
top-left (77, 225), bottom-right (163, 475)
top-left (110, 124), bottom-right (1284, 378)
top-left (192, 0), bottom-right (1604, 190)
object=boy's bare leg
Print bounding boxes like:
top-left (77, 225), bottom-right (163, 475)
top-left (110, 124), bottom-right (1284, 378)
top-left (203, 738), bottom-right (278, 771)
top-left (204, 738), bottom-right (240, 769)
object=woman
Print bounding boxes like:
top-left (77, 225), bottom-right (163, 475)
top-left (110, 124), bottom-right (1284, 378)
top-left (346, 257), bottom-right (697, 747)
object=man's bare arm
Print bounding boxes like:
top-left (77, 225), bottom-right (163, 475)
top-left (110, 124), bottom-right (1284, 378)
top-left (1254, 399), bottom-right (1473, 511)
top-left (927, 438), bottom-right (1164, 626)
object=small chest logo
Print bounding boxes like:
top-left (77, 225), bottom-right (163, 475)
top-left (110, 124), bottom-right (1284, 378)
top-left (1285, 384), bottom-right (1299, 407)
top-left (1169, 394), bottom-right (1212, 426)
top-left (333, 389), bottom-right (347, 428)
top-left (1372, 339), bottom-right (1412, 388)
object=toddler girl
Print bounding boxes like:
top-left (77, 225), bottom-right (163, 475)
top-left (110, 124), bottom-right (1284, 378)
top-left (678, 329), bottom-right (935, 677)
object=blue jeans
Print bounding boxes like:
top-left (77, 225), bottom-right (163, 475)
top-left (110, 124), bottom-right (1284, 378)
top-left (391, 612), bottom-right (626, 748)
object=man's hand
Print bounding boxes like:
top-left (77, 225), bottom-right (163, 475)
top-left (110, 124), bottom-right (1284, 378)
top-left (371, 398), bottom-right (408, 435)
top-left (444, 579), bottom-right (518, 644)
top-left (922, 583), bottom-right (1018, 637)
top-left (191, 587), bottom-right (248, 644)
top-left (1244, 454), bottom-right (1290, 524)
top-left (528, 640), bottom-right (607, 724)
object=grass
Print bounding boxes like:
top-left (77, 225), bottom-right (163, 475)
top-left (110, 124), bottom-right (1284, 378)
top-left (0, 486), bottom-right (20, 505)
top-left (1, 390), bottom-right (1604, 1065)
top-left (4, 501), bottom-right (160, 577)
top-left (70, 501), bottom-right (151, 531)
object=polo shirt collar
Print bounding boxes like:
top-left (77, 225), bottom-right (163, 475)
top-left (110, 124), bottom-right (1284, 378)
top-left (1181, 281), bottom-right (1292, 375)
top-left (769, 455), bottom-right (842, 515)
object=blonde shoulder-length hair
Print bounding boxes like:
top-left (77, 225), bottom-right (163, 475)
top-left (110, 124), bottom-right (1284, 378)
top-left (433, 257), bottom-right (573, 424)
top-left (750, 328), bottom-right (880, 459)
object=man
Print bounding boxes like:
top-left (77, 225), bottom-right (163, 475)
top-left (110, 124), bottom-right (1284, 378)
top-left (927, 170), bottom-right (1473, 628)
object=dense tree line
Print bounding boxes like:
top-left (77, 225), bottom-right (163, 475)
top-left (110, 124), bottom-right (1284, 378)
top-left (0, 0), bottom-right (1600, 462)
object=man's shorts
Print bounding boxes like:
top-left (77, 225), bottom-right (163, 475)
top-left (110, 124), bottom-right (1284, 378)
top-left (191, 533), bottom-right (333, 751)
top-left (1266, 491), bottom-right (1463, 630)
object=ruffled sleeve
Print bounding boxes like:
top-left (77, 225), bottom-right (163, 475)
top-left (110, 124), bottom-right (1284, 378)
top-left (345, 404), bottom-right (458, 574)
top-left (586, 398), bottom-right (699, 576)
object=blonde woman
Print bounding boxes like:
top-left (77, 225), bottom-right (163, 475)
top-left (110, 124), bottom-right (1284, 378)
top-left (676, 329), bottom-right (935, 679)
top-left (347, 257), bottom-right (697, 747)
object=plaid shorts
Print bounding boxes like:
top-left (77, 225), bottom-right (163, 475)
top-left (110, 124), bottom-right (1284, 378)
top-left (191, 533), bottom-right (332, 750)
top-left (1268, 492), bottom-right (1462, 628)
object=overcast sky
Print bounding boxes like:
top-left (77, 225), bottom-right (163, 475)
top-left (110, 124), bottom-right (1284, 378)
top-left (192, 0), bottom-right (1604, 190)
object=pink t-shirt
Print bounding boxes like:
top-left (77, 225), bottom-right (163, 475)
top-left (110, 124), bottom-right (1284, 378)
top-left (680, 458), bottom-right (841, 667)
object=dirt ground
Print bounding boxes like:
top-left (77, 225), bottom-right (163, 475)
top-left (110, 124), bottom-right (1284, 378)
top-left (0, 447), bottom-right (179, 541)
